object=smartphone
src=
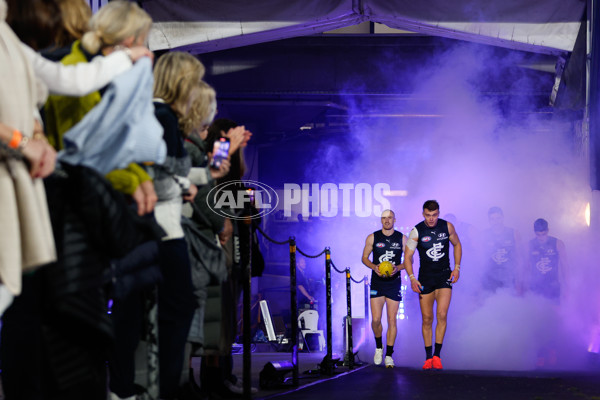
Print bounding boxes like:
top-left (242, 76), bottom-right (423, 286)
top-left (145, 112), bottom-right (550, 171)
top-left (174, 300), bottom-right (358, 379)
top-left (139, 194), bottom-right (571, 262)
top-left (210, 137), bottom-right (230, 169)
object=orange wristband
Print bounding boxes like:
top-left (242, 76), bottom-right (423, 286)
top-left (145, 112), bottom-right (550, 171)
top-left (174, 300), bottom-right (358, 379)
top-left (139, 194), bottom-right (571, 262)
top-left (8, 130), bottom-right (22, 149)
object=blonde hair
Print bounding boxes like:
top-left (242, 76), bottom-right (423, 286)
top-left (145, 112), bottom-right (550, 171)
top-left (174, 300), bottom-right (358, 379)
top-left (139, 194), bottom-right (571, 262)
top-left (153, 51), bottom-right (205, 119)
top-left (180, 81), bottom-right (216, 136)
top-left (54, 0), bottom-right (92, 46)
top-left (81, 0), bottom-right (151, 54)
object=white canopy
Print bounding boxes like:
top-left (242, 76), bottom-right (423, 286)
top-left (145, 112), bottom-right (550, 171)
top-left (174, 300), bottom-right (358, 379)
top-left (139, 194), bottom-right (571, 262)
top-left (141, 0), bottom-right (585, 55)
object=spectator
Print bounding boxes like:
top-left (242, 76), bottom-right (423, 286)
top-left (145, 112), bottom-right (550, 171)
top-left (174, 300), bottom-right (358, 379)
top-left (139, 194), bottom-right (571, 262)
top-left (180, 80), bottom-right (231, 399)
top-left (0, 0), bottom-right (57, 316)
top-left (1, 2), bottom-right (162, 399)
top-left (150, 50), bottom-right (205, 400)
top-left (200, 118), bottom-right (260, 397)
top-left (43, 0), bottom-right (157, 216)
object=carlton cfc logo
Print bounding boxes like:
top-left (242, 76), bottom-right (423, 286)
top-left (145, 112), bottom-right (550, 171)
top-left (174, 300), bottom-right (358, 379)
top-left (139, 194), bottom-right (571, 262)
top-left (421, 236), bottom-right (432, 242)
top-left (375, 243), bottom-right (385, 248)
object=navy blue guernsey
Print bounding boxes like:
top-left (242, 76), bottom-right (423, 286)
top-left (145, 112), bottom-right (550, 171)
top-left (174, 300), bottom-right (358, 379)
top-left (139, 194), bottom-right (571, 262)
top-left (528, 236), bottom-right (560, 299)
top-left (371, 230), bottom-right (403, 283)
top-left (485, 227), bottom-right (516, 267)
top-left (415, 219), bottom-right (451, 275)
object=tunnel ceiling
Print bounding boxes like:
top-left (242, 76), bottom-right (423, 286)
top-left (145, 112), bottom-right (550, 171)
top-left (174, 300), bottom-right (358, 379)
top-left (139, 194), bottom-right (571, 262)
top-left (142, 0), bottom-right (584, 55)
top-left (198, 35), bottom-right (558, 144)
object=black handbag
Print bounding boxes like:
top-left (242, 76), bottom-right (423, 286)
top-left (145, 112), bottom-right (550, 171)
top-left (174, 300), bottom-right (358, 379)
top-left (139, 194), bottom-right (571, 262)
top-left (181, 208), bottom-right (228, 284)
top-left (108, 240), bottom-right (163, 299)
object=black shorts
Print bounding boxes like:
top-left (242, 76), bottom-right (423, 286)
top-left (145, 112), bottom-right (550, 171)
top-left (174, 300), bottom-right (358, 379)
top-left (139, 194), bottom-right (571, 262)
top-left (419, 269), bottom-right (452, 295)
top-left (370, 274), bottom-right (402, 301)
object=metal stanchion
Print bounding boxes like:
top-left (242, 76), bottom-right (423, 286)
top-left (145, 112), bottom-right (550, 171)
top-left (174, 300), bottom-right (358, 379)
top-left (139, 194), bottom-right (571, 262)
top-left (243, 216), bottom-right (253, 399)
top-left (345, 268), bottom-right (354, 369)
top-left (364, 275), bottom-right (370, 332)
top-left (319, 247), bottom-right (336, 375)
top-left (253, 223), bottom-right (375, 379)
top-left (144, 287), bottom-right (159, 400)
top-left (289, 237), bottom-right (299, 386)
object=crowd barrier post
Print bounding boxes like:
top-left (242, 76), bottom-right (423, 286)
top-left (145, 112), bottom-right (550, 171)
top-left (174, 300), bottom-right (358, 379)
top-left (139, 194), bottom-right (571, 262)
top-left (318, 247), bottom-right (336, 375)
top-left (364, 275), bottom-right (370, 334)
top-left (254, 225), bottom-right (374, 379)
top-left (242, 217), bottom-right (253, 399)
top-left (345, 268), bottom-right (354, 369)
top-left (289, 237), bottom-right (299, 386)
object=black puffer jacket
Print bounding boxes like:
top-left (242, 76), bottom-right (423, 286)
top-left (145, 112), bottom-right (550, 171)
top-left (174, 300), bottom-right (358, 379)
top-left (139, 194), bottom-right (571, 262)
top-left (45, 162), bottom-right (164, 298)
top-left (40, 162), bottom-right (162, 393)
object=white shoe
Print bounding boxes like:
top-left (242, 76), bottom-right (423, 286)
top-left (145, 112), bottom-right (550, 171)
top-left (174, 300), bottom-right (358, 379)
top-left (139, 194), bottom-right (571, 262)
top-left (109, 392), bottom-right (135, 400)
top-left (374, 348), bottom-right (383, 365)
top-left (225, 379), bottom-right (258, 394)
top-left (234, 378), bottom-right (257, 393)
top-left (385, 356), bottom-right (395, 368)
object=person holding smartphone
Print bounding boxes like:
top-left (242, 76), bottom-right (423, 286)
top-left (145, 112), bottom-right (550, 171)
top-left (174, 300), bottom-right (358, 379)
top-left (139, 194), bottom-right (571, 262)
top-left (150, 51), bottom-right (202, 399)
top-left (210, 137), bottom-right (230, 169)
top-left (199, 118), bottom-right (259, 397)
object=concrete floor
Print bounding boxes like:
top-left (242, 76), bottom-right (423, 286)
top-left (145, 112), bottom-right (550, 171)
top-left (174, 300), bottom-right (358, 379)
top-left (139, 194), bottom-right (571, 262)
top-left (225, 349), bottom-right (600, 400)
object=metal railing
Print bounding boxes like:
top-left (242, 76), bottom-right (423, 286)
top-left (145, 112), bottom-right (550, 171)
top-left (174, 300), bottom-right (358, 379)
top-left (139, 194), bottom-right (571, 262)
top-left (253, 226), bottom-right (370, 392)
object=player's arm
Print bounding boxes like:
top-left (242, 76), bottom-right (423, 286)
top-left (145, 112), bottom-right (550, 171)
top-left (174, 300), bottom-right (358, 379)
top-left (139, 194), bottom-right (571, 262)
top-left (361, 233), bottom-right (381, 276)
top-left (403, 228), bottom-right (422, 293)
top-left (448, 221), bottom-right (462, 284)
top-left (396, 234), bottom-right (408, 272)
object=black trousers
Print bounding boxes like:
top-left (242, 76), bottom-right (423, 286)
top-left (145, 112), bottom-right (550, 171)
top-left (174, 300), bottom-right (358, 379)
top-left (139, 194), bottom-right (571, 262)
top-left (1, 273), bottom-right (107, 400)
top-left (108, 288), bottom-right (146, 397)
top-left (0, 273), bottom-right (46, 400)
top-left (157, 238), bottom-right (197, 398)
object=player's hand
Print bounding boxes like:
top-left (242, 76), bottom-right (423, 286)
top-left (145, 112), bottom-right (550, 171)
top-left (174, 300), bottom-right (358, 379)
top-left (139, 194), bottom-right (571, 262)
top-left (373, 264), bottom-right (383, 277)
top-left (449, 268), bottom-right (460, 284)
top-left (410, 278), bottom-right (423, 293)
top-left (392, 263), bottom-right (403, 275)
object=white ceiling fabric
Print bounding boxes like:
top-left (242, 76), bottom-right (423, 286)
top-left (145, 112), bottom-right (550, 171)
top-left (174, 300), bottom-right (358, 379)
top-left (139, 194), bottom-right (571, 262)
top-left (142, 0), bottom-right (585, 55)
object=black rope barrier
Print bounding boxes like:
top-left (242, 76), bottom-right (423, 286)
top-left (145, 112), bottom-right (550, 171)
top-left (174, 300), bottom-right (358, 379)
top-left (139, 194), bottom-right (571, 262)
top-left (329, 260), bottom-right (346, 274)
top-left (247, 230), bottom-right (372, 383)
top-left (255, 226), bottom-right (365, 282)
top-left (350, 275), bottom-right (368, 284)
top-left (296, 246), bottom-right (327, 259)
top-left (255, 224), bottom-right (291, 245)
